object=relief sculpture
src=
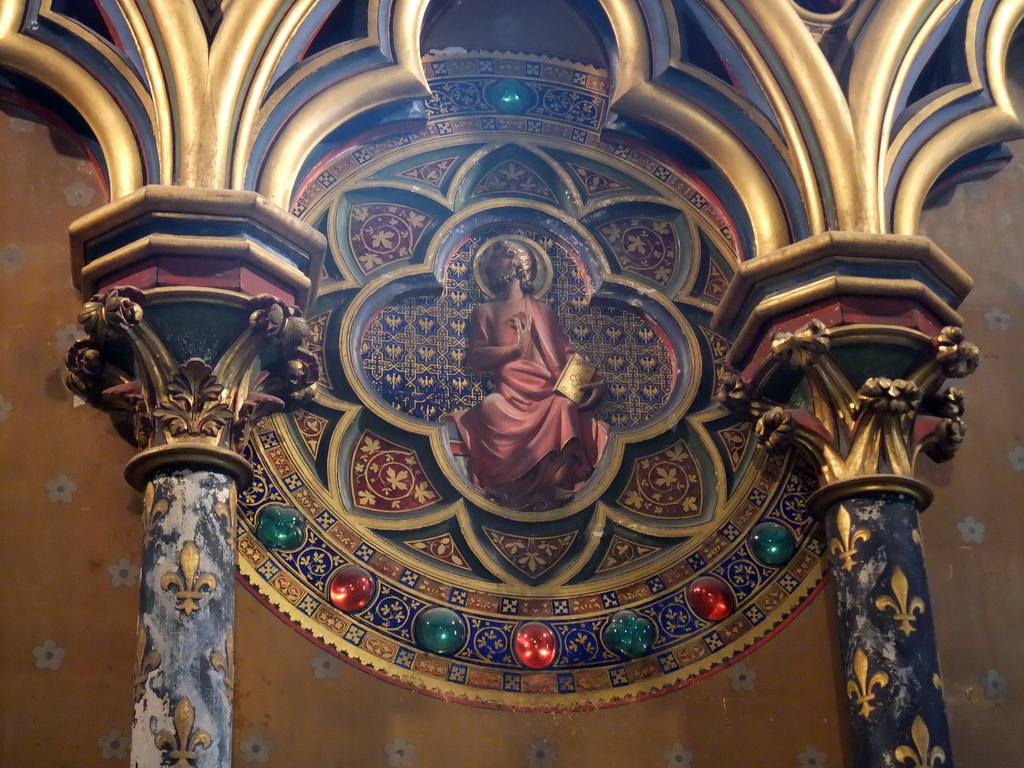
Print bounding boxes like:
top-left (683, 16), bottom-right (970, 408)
top-left (451, 237), bottom-right (609, 510)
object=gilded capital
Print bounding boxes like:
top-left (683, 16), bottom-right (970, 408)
top-left (63, 186), bottom-right (326, 489)
top-left (712, 233), bottom-right (978, 513)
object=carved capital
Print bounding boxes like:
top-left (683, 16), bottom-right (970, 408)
top-left (710, 233), bottom-right (980, 505)
top-left (64, 287), bottom-right (322, 488)
top-left (63, 187), bottom-right (326, 490)
top-left (719, 315), bottom-right (978, 497)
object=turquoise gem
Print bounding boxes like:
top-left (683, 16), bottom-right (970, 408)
top-left (414, 607), bottom-right (467, 655)
top-left (491, 78), bottom-right (531, 115)
top-left (602, 610), bottom-right (655, 659)
top-left (748, 521), bottom-right (796, 566)
top-left (255, 505), bottom-right (305, 550)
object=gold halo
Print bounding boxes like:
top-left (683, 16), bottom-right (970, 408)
top-left (471, 234), bottom-right (554, 299)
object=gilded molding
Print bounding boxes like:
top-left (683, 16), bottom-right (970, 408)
top-left (713, 232), bottom-right (972, 344)
top-left (0, 2), bottom-right (144, 197)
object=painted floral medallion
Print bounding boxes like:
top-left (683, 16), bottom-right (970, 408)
top-left (236, 52), bottom-right (825, 708)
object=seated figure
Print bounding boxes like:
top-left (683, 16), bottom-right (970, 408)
top-left (452, 237), bottom-right (608, 510)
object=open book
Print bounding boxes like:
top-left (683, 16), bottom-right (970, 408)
top-left (553, 353), bottom-right (597, 403)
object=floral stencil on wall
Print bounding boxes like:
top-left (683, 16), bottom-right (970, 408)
top-left (108, 558), bottom-right (140, 588)
top-left (981, 668), bottom-right (1009, 700)
top-left (384, 736), bottom-right (416, 767)
top-left (64, 179), bottom-right (96, 207)
top-left (525, 739), bottom-right (557, 768)
top-left (1007, 446), bottom-right (1024, 472)
top-left (984, 307), bottom-right (1011, 331)
top-left (32, 639), bottom-right (65, 670)
top-left (797, 745), bottom-right (828, 767)
top-left (662, 742), bottom-right (694, 767)
top-left (240, 732), bottom-right (273, 764)
top-left (310, 651), bottom-right (341, 680)
top-left (45, 474), bottom-right (78, 503)
top-left (0, 244), bottom-right (26, 273)
top-left (726, 660), bottom-right (757, 692)
top-left (54, 322), bottom-right (86, 349)
top-left (97, 728), bottom-right (130, 760)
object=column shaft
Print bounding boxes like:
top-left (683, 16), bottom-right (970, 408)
top-left (825, 491), bottom-right (952, 767)
top-left (133, 469), bottom-right (236, 768)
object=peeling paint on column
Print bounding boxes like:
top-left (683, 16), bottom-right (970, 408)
top-left (133, 469), bottom-right (235, 768)
top-left (825, 492), bottom-right (953, 768)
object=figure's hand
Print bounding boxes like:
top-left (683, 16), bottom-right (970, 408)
top-left (578, 379), bottom-right (607, 412)
top-left (510, 312), bottom-right (532, 355)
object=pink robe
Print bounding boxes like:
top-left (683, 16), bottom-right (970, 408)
top-left (453, 296), bottom-right (607, 510)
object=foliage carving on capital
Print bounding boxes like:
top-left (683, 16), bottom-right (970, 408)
top-left (771, 318), bottom-right (831, 369)
top-left (80, 286), bottom-right (144, 340)
top-left (153, 360), bottom-right (235, 440)
top-left (728, 319), bottom-right (979, 486)
top-left (935, 326), bottom-right (980, 379)
top-left (715, 368), bottom-right (753, 418)
top-left (64, 287), bottom-right (319, 464)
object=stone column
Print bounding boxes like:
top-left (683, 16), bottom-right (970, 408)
top-left (713, 233), bottom-right (977, 768)
top-left (64, 187), bottom-right (325, 768)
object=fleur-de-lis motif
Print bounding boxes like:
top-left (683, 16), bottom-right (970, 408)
top-left (846, 647), bottom-right (889, 719)
top-left (153, 359), bottom-right (234, 439)
top-left (154, 696), bottom-right (212, 767)
top-left (210, 635), bottom-right (235, 696)
top-left (875, 567), bottom-right (926, 636)
top-left (894, 715), bottom-right (946, 766)
top-left (829, 505), bottom-right (871, 571)
top-left (133, 625), bottom-right (162, 702)
top-left (160, 541), bottom-right (217, 615)
top-left (213, 485), bottom-right (237, 544)
top-left (142, 494), bottom-right (169, 550)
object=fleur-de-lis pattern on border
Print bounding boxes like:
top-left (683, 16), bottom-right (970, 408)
top-left (894, 715), bottom-right (946, 767)
top-left (160, 541), bottom-right (218, 615)
top-left (875, 567), bottom-right (926, 636)
top-left (829, 505), bottom-right (871, 571)
top-left (154, 696), bottom-right (212, 768)
top-left (846, 647), bottom-right (889, 719)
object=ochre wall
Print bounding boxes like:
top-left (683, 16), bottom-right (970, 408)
top-left (1, 60), bottom-right (1022, 767)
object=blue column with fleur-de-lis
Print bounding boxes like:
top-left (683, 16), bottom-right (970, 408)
top-left (131, 469), bottom-right (237, 768)
top-left (822, 488), bottom-right (953, 768)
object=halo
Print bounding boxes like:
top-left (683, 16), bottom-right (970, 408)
top-left (472, 234), bottom-right (554, 299)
